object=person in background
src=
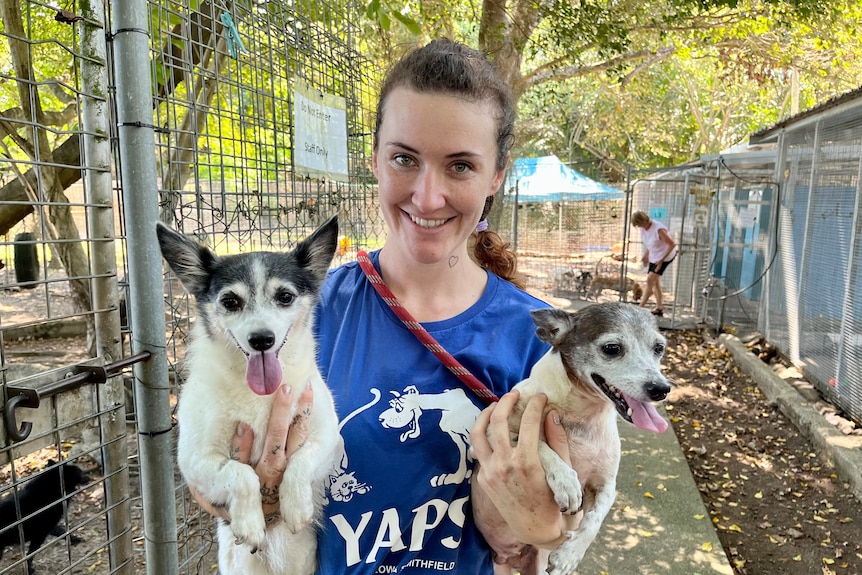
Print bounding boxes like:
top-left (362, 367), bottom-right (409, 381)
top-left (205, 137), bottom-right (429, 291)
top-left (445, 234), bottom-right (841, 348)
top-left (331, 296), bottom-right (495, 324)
top-left (632, 210), bottom-right (677, 316)
top-left (204, 38), bottom-right (574, 574)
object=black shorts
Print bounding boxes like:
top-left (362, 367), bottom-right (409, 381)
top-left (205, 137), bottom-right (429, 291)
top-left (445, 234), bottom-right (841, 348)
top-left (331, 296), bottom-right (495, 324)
top-left (648, 257), bottom-right (675, 276)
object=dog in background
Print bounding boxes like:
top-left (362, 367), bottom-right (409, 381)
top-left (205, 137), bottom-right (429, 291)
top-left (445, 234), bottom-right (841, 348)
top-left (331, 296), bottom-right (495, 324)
top-left (472, 303), bottom-right (670, 575)
top-left (157, 216), bottom-right (341, 575)
top-left (550, 267), bottom-right (593, 298)
top-left (587, 273), bottom-right (643, 302)
top-left (0, 461), bottom-right (87, 575)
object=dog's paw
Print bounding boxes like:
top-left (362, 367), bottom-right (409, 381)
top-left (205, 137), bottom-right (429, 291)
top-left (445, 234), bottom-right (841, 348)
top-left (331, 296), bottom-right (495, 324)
top-left (280, 500), bottom-right (314, 533)
top-left (228, 506), bottom-right (267, 552)
top-left (547, 533), bottom-right (587, 575)
top-left (546, 464), bottom-right (582, 515)
top-left (279, 484), bottom-right (316, 533)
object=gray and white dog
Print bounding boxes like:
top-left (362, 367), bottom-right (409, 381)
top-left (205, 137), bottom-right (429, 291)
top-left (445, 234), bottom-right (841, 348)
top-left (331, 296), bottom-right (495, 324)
top-left (473, 302), bottom-right (670, 575)
top-left (157, 216), bottom-right (341, 575)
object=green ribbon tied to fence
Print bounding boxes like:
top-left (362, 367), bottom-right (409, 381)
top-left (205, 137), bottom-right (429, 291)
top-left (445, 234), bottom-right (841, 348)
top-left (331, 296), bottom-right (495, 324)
top-left (220, 12), bottom-right (247, 58)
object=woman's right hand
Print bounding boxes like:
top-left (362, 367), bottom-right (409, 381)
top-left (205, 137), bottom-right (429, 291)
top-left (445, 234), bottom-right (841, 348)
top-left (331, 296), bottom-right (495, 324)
top-left (189, 383), bottom-right (314, 525)
top-left (470, 390), bottom-right (573, 549)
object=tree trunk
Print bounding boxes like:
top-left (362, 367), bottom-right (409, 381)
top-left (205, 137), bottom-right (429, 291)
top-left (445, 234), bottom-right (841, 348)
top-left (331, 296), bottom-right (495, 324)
top-left (0, 136), bottom-right (83, 235)
top-left (1, 0), bottom-right (94, 351)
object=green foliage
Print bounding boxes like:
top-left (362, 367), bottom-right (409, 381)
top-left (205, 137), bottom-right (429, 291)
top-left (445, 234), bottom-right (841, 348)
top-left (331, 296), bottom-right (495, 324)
top-left (364, 0), bottom-right (420, 35)
top-left (0, 2), bottom-right (81, 154)
top-left (505, 0), bottom-right (862, 168)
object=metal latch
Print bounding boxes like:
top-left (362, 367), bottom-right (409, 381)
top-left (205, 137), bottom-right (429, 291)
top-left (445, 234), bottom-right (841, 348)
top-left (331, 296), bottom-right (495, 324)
top-left (4, 351), bottom-right (151, 442)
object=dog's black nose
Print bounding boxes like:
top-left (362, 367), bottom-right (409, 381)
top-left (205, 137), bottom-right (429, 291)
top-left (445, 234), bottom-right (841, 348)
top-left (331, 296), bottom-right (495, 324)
top-left (248, 330), bottom-right (276, 352)
top-left (644, 381), bottom-right (671, 401)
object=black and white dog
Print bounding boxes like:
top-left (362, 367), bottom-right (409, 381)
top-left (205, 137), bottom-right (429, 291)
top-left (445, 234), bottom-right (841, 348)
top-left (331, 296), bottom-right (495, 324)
top-left (157, 216), bottom-right (341, 575)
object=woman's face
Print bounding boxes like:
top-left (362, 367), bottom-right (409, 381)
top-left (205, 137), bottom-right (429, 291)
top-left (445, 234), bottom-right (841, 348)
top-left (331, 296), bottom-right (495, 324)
top-left (373, 87), bottom-right (506, 266)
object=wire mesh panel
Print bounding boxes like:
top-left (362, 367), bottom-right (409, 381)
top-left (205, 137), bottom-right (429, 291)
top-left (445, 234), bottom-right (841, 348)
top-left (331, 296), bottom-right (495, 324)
top-left (763, 104), bottom-right (862, 425)
top-left (628, 168), bottom-right (710, 324)
top-left (708, 156), bottom-right (777, 332)
top-left (136, 0), bottom-right (377, 572)
top-left (500, 158), bottom-right (629, 300)
top-left (626, 157), bottom-right (777, 333)
top-left (1, 2), bottom-right (133, 574)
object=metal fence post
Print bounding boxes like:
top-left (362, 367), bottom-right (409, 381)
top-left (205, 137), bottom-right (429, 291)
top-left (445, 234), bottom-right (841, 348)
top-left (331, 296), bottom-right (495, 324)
top-left (111, 2), bottom-right (180, 574)
top-left (81, 0), bottom-right (134, 572)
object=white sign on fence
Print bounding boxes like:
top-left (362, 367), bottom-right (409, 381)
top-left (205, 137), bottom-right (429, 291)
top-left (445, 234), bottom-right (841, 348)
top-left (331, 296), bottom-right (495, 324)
top-left (293, 80), bottom-right (349, 181)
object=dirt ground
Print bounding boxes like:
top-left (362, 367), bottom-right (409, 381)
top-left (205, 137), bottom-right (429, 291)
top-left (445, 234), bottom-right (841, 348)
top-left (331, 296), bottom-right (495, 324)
top-left (665, 329), bottom-right (862, 575)
top-left (2, 281), bottom-right (862, 574)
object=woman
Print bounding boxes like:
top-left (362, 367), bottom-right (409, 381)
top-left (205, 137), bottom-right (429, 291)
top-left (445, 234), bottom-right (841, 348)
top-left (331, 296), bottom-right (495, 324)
top-left (221, 39), bottom-right (572, 574)
top-left (631, 210), bottom-right (677, 316)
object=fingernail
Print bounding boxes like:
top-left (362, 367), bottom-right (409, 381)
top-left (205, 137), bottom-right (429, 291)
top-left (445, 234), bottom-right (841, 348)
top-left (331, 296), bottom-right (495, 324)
top-left (552, 410), bottom-right (561, 425)
top-left (282, 385), bottom-right (292, 395)
top-left (306, 381), bottom-right (312, 389)
top-left (236, 423), bottom-right (246, 436)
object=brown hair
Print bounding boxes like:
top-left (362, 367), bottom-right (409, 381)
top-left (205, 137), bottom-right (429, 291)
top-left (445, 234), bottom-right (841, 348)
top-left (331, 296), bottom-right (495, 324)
top-left (632, 211), bottom-right (650, 227)
top-left (375, 39), bottom-right (524, 288)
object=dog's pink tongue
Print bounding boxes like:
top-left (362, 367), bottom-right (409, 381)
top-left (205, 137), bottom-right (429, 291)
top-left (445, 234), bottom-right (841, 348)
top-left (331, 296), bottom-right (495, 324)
top-left (624, 394), bottom-right (668, 433)
top-left (246, 353), bottom-right (282, 396)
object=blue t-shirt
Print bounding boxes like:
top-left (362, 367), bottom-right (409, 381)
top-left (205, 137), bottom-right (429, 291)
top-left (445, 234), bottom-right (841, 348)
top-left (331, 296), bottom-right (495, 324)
top-left (314, 250), bottom-right (551, 575)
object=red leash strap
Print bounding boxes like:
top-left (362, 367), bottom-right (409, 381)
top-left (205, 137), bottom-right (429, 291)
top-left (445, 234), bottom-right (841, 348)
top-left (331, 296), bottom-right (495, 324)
top-left (356, 250), bottom-right (499, 405)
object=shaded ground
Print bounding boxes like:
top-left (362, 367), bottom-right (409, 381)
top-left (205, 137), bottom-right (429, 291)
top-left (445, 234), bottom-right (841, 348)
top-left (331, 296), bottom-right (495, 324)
top-left (665, 329), bottom-right (862, 575)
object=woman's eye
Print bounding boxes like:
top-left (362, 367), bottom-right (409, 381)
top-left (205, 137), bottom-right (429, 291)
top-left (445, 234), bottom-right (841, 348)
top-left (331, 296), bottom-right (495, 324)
top-left (220, 294), bottom-right (242, 312)
top-left (451, 162), bottom-right (471, 174)
top-left (602, 343), bottom-right (622, 356)
top-left (394, 154), bottom-right (414, 167)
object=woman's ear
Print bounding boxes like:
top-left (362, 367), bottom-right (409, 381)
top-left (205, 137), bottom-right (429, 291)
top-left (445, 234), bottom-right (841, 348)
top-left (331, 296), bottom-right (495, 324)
top-left (489, 152), bottom-right (510, 196)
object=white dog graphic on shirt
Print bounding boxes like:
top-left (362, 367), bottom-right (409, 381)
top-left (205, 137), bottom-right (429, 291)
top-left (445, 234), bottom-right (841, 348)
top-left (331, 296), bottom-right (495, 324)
top-left (379, 386), bottom-right (481, 487)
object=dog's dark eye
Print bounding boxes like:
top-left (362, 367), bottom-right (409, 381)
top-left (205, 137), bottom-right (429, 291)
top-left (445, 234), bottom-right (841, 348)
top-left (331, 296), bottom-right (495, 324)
top-left (275, 290), bottom-right (296, 307)
top-left (602, 343), bottom-right (622, 356)
top-left (220, 293), bottom-right (242, 312)
top-left (654, 342), bottom-right (666, 356)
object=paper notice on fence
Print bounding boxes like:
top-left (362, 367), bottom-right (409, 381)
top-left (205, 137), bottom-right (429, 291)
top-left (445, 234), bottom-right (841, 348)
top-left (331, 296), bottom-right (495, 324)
top-left (293, 80), bottom-right (349, 181)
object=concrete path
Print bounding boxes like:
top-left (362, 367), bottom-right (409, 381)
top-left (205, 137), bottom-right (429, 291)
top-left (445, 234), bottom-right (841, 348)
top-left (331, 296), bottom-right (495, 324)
top-left (577, 415), bottom-right (734, 575)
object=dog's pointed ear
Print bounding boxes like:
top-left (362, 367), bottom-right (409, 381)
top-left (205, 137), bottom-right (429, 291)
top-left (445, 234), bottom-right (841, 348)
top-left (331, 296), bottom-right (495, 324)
top-left (295, 214), bottom-right (338, 286)
top-left (530, 308), bottom-right (576, 347)
top-left (156, 222), bottom-right (217, 297)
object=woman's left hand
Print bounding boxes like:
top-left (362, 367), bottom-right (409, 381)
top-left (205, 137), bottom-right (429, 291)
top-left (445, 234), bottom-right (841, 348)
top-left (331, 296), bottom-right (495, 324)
top-left (470, 389), bottom-right (572, 549)
top-left (188, 383), bottom-right (314, 525)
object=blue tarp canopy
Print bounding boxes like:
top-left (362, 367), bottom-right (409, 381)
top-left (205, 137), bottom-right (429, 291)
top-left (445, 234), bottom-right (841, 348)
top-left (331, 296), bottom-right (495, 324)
top-left (505, 155), bottom-right (624, 202)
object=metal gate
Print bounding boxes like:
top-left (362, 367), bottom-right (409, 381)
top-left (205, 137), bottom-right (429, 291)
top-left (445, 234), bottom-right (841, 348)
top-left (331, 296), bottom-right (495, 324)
top-left (2, 0), bottom-right (373, 573)
top-left (1, 0), bottom-right (135, 573)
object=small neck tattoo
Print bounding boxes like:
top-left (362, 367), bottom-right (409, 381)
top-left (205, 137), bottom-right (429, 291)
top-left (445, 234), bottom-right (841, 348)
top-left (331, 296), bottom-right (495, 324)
top-left (448, 255), bottom-right (459, 268)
